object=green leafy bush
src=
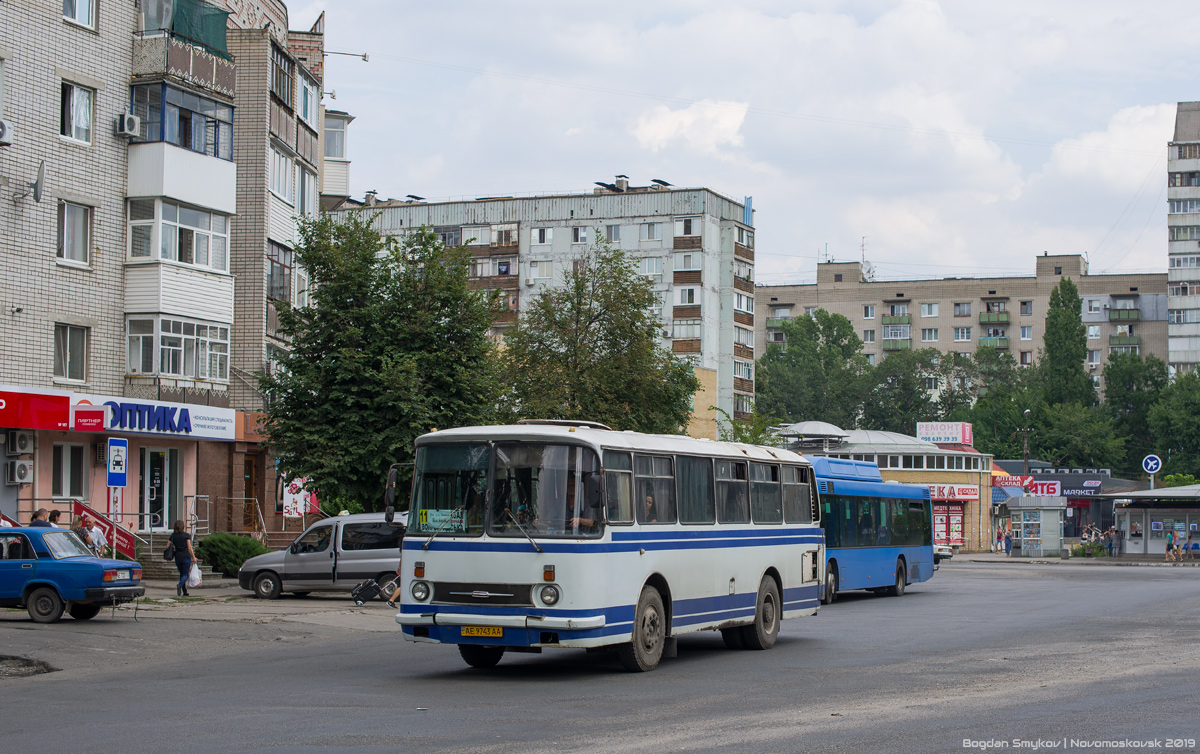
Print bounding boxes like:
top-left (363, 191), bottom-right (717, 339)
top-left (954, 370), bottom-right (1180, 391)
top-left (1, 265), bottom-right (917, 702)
top-left (195, 532), bottom-right (270, 577)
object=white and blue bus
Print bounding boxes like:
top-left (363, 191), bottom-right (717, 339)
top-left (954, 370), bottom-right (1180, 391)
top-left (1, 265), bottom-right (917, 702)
top-left (810, 457), bottom-right (934, 603)
top-left (391, 421), bottom-right (824, 672)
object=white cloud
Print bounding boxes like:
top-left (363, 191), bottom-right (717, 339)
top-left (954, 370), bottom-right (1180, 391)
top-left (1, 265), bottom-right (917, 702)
top-left (633, 100), bottom-right (749, 154)
top-left (1045, 104), bottom-right (1173, 191)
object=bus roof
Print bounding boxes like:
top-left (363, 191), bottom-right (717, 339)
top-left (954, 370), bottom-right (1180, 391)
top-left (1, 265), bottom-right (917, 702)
top-left (809, 456), bottom-right (884, 482)
top-left (415, 425), bottom-right (811, 466)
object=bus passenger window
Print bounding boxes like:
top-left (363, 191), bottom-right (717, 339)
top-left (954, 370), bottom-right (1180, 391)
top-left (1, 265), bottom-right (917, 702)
top-left (716, 460), bottom-right (749, 524)
top-left (782, 466), bottom-right (811, 524)
top-left (676, 456), bottom-right (715, 524)
top-left (604, 451), bottom-right (634, 524)
top-left (634, 454), bottom-right (676, 524)
top-left (750, 463), bottom-right (782, 524)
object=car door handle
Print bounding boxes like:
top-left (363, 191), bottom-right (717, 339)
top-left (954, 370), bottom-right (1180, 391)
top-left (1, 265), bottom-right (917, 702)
top-left (22, 564), bottom-right (33, 568)
top-left (329, 552), bottom-right (333, 558)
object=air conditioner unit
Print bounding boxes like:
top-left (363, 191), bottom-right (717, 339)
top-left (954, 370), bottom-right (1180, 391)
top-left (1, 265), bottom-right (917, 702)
top-left (5, 460), bottom-right (32, 486)
top-left (524, 279), bottom-right (535, 286)
top-left (0, 119), bottom-right (13, 147)
top-left (1102, 303), bottom-right (1110, 309)
top-left (116, 113), bottom-right (141, 138)
top-left (5, 430), bottom-right (32, 456)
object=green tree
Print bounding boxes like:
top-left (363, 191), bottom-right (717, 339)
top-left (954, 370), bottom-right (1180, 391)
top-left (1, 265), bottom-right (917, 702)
top-left (955, 349), bottom-right (1039, 459)
top-left (259, 214), bottom-right (504, 511)
top-left (755, 310), bottom-right (868, 427)
top-left (934, 351), bottom-right (979, 419)
top-left (1041, 277), bottom-right (1095, 407)
top-left (1148, 371), bottom-right (1200, 476)
top-left (1033, 403), bottom-right (1124, 468)
top-left (860, 348), bottom-right (941, 434)
top-left (1102, 352), bottom-right (1168, 476)
top-left (1162, 473), bottom-right (1198, 488)
top-left (713, 406), bottom-right (783, 447)
top-left (500, 240), bottom-right (699, 433)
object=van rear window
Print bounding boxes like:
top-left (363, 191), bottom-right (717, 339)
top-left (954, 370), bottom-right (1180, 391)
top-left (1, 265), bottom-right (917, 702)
top-left (341, 523), bottom-right (404, 551)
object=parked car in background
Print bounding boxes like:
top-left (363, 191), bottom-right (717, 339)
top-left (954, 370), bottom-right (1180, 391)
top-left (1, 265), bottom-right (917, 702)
top-left (238, 512), bottom-right (407, 600)
top-left (934, 543), bottom-right (954, 566)
top-left (0, 527), bottom-right (144, 623)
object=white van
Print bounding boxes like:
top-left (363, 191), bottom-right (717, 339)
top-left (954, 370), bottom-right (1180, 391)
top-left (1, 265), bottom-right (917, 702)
top-left (237, 512), bottom-right (406, 599)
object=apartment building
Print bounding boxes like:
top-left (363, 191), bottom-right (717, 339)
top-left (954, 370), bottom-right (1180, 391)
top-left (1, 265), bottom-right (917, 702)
top-left (335, 178), bottom-right (757, 439)
top-left (1168, 101), bottom-right (1200, 375)
top-left (757, 254), bottom-right (1167, 393)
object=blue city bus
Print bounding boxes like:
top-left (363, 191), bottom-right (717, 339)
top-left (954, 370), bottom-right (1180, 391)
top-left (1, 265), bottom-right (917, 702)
top-left (810, 457), bottom-right (934, 603)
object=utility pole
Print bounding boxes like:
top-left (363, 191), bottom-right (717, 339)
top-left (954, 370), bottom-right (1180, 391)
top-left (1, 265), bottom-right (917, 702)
top-left (1022, 409), bottom-right (1032, 475)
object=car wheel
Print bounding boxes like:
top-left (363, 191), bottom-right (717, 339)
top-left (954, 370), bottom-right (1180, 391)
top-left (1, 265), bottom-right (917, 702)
top-left (888, 561), bottom-right (906, 597)
top-left (458, 645), bottom-right (505, 669)
top-left (822, 565), bottom-right (838, 605)
top-left (68, 603), bottom-right (103, 621)
top-left (377, 572), bottom-right (401, 602)
top-left (27, 587), bottom-right (65, 624)
top-left (253, 571), bottom-right (282, 600)
top-left (617, 586), bottom-right (666, 672)
top-left (740, 576), bottom-right (781, 650)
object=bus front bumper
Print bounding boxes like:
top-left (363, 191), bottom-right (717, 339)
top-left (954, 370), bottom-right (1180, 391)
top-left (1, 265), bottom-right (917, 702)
top-left (396, 612), bottom-right (606, 631)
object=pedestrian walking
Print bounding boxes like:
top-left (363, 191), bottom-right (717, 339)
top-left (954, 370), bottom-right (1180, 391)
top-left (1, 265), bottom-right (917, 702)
top-left (996, 526), bottom-right (1004, 553)
top-left (1004, 530), bottom-right (1012, 557)
top-left (169, 520), bottom-right (197, 596)
top-left (1165, 529), bottom-right (1176, 562)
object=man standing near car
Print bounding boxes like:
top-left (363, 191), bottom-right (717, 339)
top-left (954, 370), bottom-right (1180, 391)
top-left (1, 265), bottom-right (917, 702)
top-left (28, 509), bottom-right (51, 528)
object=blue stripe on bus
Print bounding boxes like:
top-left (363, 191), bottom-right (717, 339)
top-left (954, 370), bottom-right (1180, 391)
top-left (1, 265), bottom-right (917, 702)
top-left (411, 535), bottom-right (823, 554)
top-left (612, 528), bottom-right (821, 541)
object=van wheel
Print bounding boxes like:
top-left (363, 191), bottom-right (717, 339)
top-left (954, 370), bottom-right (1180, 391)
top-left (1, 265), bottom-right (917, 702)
top-left (253, 572), bottom-right (282, 600)
top-left (888, 562), bottom-right (906, 597)
top-left (377, 572), bottom-right (401, 601)
top-left (720, 627), bottom-right (746, 649)
top-left (68, 603), bottom-right (103, 621)
top-left (822, 565), bottom-right (838, 605)
top-left (27, 587), bottom-right (65, 624)
top-left (617, 586), bottom-right (666, 672)
top-left (459, 645), bottom-right (505, 669)
top-left (741, 576), bottom-right (780, 650)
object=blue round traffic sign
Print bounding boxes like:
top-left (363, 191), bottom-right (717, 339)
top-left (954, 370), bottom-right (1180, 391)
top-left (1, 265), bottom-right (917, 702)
top-left (1142, 454), bottom-right (1162, 474)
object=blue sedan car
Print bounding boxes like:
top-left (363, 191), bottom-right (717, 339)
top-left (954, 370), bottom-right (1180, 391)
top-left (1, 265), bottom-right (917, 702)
top-left (0, 527), bottom-right (145, 623)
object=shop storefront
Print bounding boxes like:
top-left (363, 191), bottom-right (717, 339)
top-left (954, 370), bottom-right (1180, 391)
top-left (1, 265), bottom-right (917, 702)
top-left (1103, 485), bottom-right (1200, 556)
top-left (1, 385), bottom-right (235, 533)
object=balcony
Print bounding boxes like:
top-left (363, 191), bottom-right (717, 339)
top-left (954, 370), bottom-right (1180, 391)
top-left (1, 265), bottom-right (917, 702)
top-left (979, 337), bottom-right (1010, 349)
top-left (132, 33), bottom-right (235, 100)
top-left (980, 312), bottom-right (1011, 324)
top-left (128, 142), bottom-right (237, 215)
top-left (1109, 309), bottom-right (1140, 321)
top-left (882, 339), bottom-right (911, 351)
top-left (766, 318), bottom-right (792, 329)
top-left (882, 315), bottom-right (911, 325)
top-left (1110, 334), bottom-right (1140, 346)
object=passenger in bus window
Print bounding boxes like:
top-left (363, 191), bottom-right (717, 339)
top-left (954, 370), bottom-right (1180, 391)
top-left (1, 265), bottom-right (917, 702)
top-left (570, 472), bottom-right (603, 531)
top-left (642, 491), bottom-right (659, 523)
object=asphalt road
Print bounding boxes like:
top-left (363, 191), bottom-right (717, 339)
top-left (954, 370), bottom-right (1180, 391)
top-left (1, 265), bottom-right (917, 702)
top-left (2, 561), bottom-right (1199, 754)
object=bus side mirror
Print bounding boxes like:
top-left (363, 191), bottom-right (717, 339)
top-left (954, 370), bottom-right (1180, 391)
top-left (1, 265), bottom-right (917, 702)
top-left (384, 467), bottom-right (399, 524)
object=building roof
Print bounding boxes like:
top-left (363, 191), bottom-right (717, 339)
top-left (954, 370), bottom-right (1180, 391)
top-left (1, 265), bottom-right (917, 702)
top-left (843, 429), bottom-right (941, 451)
top-left (1098, 483), bottom-right (1200, 500)
top-left (780, 421), bottom-right (848, 439)
top-left (1174, 102), bottom-right (1200, 143)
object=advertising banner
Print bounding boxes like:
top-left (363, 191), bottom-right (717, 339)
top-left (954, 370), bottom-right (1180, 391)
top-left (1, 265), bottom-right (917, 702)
top-left (928, 484), bottom-right (979, 501)
top-left (72, 500), bottom-right (136, 560)
top-left (916, 422), bottom-right (974, 446)
top-left (0, 389), bottom-right (69, 430)
top-left (282, 478), bottom-right (320, 518)
top-left (933, 503), bottom-right (965, 546)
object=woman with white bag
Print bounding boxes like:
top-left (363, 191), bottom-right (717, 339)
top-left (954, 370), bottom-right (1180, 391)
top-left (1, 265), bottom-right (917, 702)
top-left (169, 520), bottom-right (198, 596)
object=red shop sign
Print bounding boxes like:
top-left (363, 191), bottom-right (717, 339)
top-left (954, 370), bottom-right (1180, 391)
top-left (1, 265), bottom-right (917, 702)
top-left (0, 390), bottom-right (70, 431)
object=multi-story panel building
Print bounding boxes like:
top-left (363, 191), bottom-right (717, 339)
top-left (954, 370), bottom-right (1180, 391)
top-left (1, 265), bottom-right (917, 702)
top-left (1167, 101), bottom-right (1200, 374)
top-left (757, 254), bottom-right (1166, 394)
top-left (335, 178), bottom-right (756, 439)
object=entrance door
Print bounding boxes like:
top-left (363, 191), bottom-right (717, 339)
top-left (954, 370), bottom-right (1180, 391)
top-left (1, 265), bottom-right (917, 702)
top-left (145, 449), bottom-right (170, 531)
top-left (243, 458), bottom-right (257, 530)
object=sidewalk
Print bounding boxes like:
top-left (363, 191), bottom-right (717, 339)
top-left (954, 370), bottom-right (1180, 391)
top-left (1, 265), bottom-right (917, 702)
top-left (961, 552), bottom-right (1200, 567)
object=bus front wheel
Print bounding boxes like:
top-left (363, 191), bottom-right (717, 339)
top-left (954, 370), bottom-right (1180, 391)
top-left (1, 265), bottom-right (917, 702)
top-left (459, 645), bottom-right (505, 669)
top-left (617, 586), bottom-right (666, 672)
top-left (822, 566), bottom-right (838, 605)
top-left (888, 561), bottom-right (906, 597)
top-left (741, 576), bottom-right (780, 650)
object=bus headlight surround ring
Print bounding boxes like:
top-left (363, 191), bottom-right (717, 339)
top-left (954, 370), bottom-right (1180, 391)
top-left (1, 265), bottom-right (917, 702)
top-left (539, 584), bottom-right (561, 606)
top-left (411, 580), bottom-right (431, 602)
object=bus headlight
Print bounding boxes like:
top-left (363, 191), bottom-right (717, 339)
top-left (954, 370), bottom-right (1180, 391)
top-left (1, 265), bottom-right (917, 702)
top-left (410, 581), bottom-right (430, 602)
top-left (539, 585), bottom-right (560, 606)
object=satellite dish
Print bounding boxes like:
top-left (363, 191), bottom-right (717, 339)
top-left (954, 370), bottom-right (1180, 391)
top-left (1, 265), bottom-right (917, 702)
top-left (32, 161), bottom-right (45, 204)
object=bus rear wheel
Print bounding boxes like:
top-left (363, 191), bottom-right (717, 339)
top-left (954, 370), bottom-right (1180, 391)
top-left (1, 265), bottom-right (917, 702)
top-left (888, 561), bottom-right (906, 597)
top-left (740, 576), bottom-right (780, 650)
top-left (822, 566), bottom-right (838, 605)
top-left (459, 645), bottom-right (505, 669)
top-left (617, 586), bottom-right (666, 672)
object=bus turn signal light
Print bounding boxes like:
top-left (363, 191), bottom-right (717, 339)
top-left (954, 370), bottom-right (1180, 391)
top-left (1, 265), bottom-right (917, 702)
top-left (414, 561), bottom-right (425, 578)
top-left (543, 565), bottom-right (555, 581)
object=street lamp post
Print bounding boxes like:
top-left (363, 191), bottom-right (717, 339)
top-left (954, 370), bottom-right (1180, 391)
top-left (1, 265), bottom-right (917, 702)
top-left (1022, 409), bottom-right (1031, 475)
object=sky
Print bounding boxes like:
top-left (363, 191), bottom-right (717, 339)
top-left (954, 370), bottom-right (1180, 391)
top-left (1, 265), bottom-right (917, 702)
top-left (289, 0), bottom-right (1194, 286)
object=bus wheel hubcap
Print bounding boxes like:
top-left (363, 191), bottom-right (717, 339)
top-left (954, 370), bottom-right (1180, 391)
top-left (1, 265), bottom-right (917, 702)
top-left (640, 608), bottom-right (661, 652)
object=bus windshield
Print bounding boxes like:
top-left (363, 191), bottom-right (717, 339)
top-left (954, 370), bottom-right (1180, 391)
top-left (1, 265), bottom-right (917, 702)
top-left (409, 443), bottom-right (489, 535)
top-left (487, 443), bottom-right (603, 539)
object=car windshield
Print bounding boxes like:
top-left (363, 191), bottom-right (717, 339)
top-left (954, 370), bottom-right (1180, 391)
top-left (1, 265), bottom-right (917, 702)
top-left (42, 531), bottom-right (95, 559)
top-left (487, 443), bottom-right (603, 539)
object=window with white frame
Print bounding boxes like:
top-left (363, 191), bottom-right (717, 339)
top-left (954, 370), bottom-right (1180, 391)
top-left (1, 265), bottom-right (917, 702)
top-left (736, 226), bottom-right (754, 248)
top-left (60, 81), bottom-right (93, 142)
top-left (1110, 345), bottom-right (1138, 356)
top-left (733, 360), bottom-right (753, 380)
top-left (673, 319), bottom-right (702, 339)
top-left (674, 217), bottom-right (699, 237)
top-left (572, 227), bottom-right (589, 244)
top-left (1170, 256), bottom-right (1200, 268)
top-left (1087, 299), bottom-right (1101, 313)
top-left (150, 200), bottom-right (230, 273)
top-left (734, 293), bottom-right (754, 313)
top-left (883, 325), bottom-right (910, 340)
top-left (734, 259), bottom-right (753, 281)
top-left (678, 287), bottom-right (698, 305)
top-left (922, 328), bottom-right (938, 341)
top-left (771, 307), bottom-right (790, 319)
top-left (270, 44), bottom-right (294, 107)
top-left (324, 115), bottom-right (345, 159)
top-left (529, 260), bottom-right (552, 279)
top-left (924, 376), bottom-right (940, 391)
top-left (270, 146), bottom-right (294, 203)
top-left (920, 303), bottom-right (938, 317)
top-left (57, 201), bottom-right (91, 264)
top-left (984, 326), bottom-right (1007, 338)
top-left (299, 169), bottom-right (318, 218)
top-left (734, 394), bottom-right (753, 414)
top-left (862, 329), bottom-right (875, 343)
top-left (954, 327), bottom-right (972, 342)
top-left (295, 269), bottom-right (309, 309)
top-left (1169, 227), bottom-right (1200, 242)
top-left (298, 74), bottom-right (319, 128)
top-left (129, 317), bottom-right (229, 381)
top-left (888, 303), bottom-right (908, 316)
top-left (52, 444), bottom-right (88, 499)
top-left (463, 226), bottom-right (489, 245)
top-left (674, 251), bottom-right (702, 271)
top-left (132, 83), bottom-right (235, 160)
top-left (650, 291), bottom-right (665, 319)
top-left (532, 227), bottom-right (552, 245)
top-left (53, 324), bottom-right (87, 381)
top-left (1020, 300), bottom-right (1033, 316)
top-left (606, 224), bottom-right (621, 242)
top-left (1092, 375), bottom-right (1102, 388)
top-left (1115, 323), bottom-right (1135, 337)
top-left (491, 258), bottom-right (513, 276)
top-left (1021, 325), bottom-right (1033, 340)
top-left (863, 305), bottom-right (875, 319)
top-left (865, 353), bottom-right (876, 366)
top-left (953, 302), bottom-right (971, 316)
top-left (1087, 325), bottom-right (1100, 339)
top-left (268, 242), bottom-right (292, 302)
top-left (1169, 309), bottom-right (1200, 324)
top-left (63, 0), bottom-right (94, 26)
top-left (640, 223), bottom-right (662, 241)
top-left (1169, 199), bottom-right (1200, 214)
top-left (1088, 349), bottom-right (1101, 365)
top-left (734, 326), bottom-right (754, 346)
top-left (640, 257), bottom-right (662, 284)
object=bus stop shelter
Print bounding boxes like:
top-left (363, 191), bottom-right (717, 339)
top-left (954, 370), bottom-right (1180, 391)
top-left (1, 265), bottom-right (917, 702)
top-left (1097, 484), bottom-right (1200, 557)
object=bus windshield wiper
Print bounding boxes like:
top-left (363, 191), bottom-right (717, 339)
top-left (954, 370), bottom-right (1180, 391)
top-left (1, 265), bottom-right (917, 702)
top-left (422, 506), bottom-right (464, 550)
top-left (505, 509), bottom-right (543, 553)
